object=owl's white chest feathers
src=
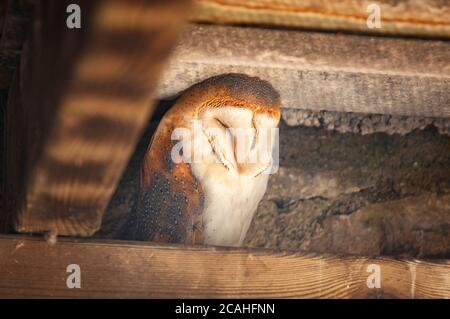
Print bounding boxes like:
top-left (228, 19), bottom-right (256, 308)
top-left (191, 164), bottom-right (269, 247)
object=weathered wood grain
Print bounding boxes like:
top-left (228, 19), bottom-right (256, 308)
top-left (0, 235), bottom-right (448, 298)
top-left (3, 0), bottom-right (191, 235)
top-left (157, 24), bottom-right (450, 118)
top-left (0, 0), bottom-right (32, 90)
top-left (189, 0), bottom-right (450, 38)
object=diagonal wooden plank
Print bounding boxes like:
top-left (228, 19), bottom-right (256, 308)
top-left (0, 235), bottom-right (448, 298)
top-left (157, 24), bottom-right (450, 118)
top-left (3, 0), bottom-right (191, 236)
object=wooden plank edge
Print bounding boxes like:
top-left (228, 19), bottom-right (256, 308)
top-left (0, 235), bottom-right (448, 298)
top-left (188, 0), bottom-right (450, 39)
top-left (157, 24), bottom-right (450, 118)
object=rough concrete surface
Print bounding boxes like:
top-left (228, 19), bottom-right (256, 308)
top-left (282, 108), bottom-right (450, 136)
top-left (245, 121), bottom-right (450, 258)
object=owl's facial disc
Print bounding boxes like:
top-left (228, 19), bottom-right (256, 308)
top-left (197, 106), bottom-right (279, 177)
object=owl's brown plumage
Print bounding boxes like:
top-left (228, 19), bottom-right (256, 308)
top-left (123, 119), bottom-right (205, 244)
top-left (124, 73), bottom-right (280, 246)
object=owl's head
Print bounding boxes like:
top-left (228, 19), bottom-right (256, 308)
top-left (173, 74), bottom-right (281, 178)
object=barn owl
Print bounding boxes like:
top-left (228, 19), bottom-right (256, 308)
top-left (124, 74), bottom-right (280, 247)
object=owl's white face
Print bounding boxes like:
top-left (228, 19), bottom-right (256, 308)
top-left (193, 106), bottom-right (279, 179)
top-left (189, 105), bottom-right (280, 247)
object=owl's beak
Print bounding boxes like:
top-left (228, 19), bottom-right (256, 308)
top-left (237, 162), bottom-right (272, 178)
top-left (233, 128), bottom-right (275, 177)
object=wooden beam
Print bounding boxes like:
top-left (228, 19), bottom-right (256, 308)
top-left (0, 0), bottom-right (31, 91)
top-left (0, 235), bottom-right (448, 298)
top-left (3, 0), bottom-right (191, 235)
top-left (157, 24), bottom-right (450, 118)
top-left (189, 0), bottom-right (450, 39)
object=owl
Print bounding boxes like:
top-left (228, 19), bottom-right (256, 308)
top-left (124, 74), bottom-right (281, 247)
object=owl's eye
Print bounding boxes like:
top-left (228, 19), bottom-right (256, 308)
top-left (250, 129), bottom-right (257, 150)
top-left (215, 118), bottom-right (229, 129)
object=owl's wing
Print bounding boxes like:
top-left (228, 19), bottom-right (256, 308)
top-left (123, 124), bottom-right (204, 245)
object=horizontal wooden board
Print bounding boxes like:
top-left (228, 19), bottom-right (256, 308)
top-left (157, 24), bottom-right (450, 118)
top-left (189, 0), bottom-right (450, 38)
top-left (0, 235), bottom-right (448, 298)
